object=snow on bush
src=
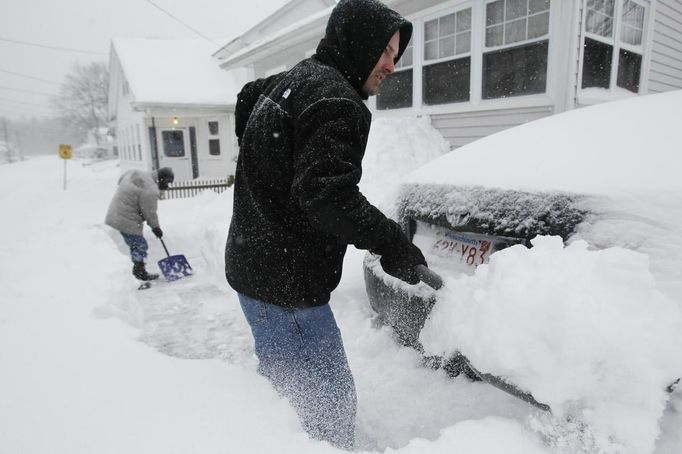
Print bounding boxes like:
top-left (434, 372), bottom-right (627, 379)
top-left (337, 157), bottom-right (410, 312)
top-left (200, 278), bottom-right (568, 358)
top-left (420, 235), bottom-right (682, 453)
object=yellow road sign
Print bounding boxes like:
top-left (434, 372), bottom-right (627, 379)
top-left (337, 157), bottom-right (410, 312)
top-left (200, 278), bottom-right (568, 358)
top-left (59, 144), bottom-right (72, 160)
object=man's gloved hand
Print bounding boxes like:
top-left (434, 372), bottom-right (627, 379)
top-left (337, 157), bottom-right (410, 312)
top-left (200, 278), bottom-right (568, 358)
top-left (152, 227), bottom-right (163, 238)
top-left (380, 242), bottom-right (427, 285)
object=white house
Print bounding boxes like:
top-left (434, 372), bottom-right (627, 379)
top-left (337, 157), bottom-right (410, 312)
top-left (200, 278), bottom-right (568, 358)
top-left (215, 0), bottom-right (682, 149)
top-left (108, 39), bottom-right (249, 181)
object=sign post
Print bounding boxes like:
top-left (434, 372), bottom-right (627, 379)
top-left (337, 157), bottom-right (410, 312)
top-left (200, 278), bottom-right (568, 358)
top-left (59, 144), bottom-right (72, 190)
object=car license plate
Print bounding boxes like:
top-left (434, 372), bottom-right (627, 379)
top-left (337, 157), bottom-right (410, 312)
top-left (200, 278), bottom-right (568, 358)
top-left (411, 221), bottom-right (520, 274)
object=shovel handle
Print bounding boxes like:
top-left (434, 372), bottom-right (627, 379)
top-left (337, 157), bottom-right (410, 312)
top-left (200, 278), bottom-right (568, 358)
top-left (159, 238), bottom-right (171, 257)
top-left (416, 265), bottom-right (443, 290)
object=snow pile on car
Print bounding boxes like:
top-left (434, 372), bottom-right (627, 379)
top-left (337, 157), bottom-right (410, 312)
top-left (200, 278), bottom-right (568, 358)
top-left (405, 91), bottom-right (682, 196)
top-left (420, 235), bottom-right (682, 453)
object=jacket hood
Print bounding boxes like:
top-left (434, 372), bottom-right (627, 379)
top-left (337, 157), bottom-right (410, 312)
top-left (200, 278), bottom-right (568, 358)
top-left (315, 0), bottom-right (412, 99)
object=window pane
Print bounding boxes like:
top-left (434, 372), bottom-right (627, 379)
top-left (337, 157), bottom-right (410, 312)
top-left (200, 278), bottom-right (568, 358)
top-left (377, 70), bottom-right (413, 110)
top-left (162, 131), bottom-right (185, 158)
top-left (487, 0), bottom-right (504, 25)
top-left (423, 57), bottom-right (471, 105)
top-left (529, 0), bottom-right (550, 14)
top-left (425, 19), bottom-right (438, 41)
top-left (505, 18), bottom-right (527, 44)
top-left (483, 40), bottom-right (548, 99)
top-left (398, 43), bottom-right (413, 67)
top-left (425, 41), bottom-right (438, 60)
top-left (617, 49), bottom-right (642, 92)
top-left (586, 10), bottom-right (613, 37)
top-left (457, 9), bottom-right (472, 32)
top-left (209, 139), bottom-right (221, 156)
top-left (581, 37), bottom-right (613, 89)
top-left (439, 37), bottom-right (455, 58)
top-left (506, 0), bottom-right (528, 21)
top-left (208, 121), bottom-right (219, 135)
top-left (528, 12), bottom-right (550, 39)
top-left (621, 25), bottom-right (642, 45)
top-left (622, 0), bottom-right (645, 28)
top-left (486, 25), bottom-right (504, 47)
top-left (588, 0), bottom-right (614, 16)
top-left (441, 14), bottom-right (455, 37)
top-left (456, 31), bottom-right (471, 54)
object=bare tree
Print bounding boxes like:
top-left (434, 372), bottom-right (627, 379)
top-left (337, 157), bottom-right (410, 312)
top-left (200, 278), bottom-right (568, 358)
top-left (52, 62), bottom-right (109, 144)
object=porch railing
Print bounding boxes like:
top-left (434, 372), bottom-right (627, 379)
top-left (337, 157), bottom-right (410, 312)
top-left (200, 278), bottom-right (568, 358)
top-left (161, 176), bottom-right (234, 200)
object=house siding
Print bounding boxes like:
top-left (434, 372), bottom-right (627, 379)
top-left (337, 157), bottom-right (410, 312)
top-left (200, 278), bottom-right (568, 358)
top-left (648, 0), bottom-right (682, 93)
top-left (430, 105), bottom-right (553, 149)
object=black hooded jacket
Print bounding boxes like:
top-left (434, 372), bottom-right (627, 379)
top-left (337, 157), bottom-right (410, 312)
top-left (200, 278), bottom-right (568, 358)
top-left (225, 0), bottom-right (414, 308)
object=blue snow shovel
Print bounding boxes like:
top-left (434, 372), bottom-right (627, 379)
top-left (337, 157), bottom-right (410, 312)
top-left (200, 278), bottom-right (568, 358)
top-left (157, 238), bottom-right (193, 282)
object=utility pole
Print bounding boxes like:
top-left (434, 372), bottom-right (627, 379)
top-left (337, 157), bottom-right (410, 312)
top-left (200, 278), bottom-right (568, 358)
top-left (1, 117), bottom-right (10, 163)
top-left (14, 130), bottom-right (23, 161)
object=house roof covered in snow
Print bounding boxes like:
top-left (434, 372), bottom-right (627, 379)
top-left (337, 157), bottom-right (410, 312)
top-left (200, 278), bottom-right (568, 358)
top-left (111, 38), bottom-right (249, 108)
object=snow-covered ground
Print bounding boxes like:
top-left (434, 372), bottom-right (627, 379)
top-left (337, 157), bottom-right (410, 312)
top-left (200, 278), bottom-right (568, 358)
top-left (0, 110), bottom-right (680, 453)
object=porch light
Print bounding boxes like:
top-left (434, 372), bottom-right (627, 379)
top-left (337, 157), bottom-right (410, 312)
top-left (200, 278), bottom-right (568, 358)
top-left (172, 117), bottom-right (179, 125)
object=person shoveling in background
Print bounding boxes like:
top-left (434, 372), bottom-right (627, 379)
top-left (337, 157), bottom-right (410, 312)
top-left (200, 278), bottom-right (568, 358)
top-left (105, 167), bottom-right (174, 281)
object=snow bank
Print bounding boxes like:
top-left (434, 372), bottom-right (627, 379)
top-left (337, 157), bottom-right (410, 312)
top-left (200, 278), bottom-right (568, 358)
top-left (2, 156), bottom-right (680, 453)
top-left (420, 236), bottom-right (682, 453)
top-left (386, 417), bottom-right (549, 454)
top-left (361, 116), bottom-right (450, 201)
top-left (156, 189), bottom-right (234, 283)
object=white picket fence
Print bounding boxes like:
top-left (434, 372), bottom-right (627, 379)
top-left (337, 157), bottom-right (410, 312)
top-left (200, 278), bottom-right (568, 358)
top-left (161, 176), bottom-right (234, 200)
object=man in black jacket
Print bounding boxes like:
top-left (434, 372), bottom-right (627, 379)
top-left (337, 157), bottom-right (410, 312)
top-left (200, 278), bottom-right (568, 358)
top-left (225, 0), bottom-right (426, 448)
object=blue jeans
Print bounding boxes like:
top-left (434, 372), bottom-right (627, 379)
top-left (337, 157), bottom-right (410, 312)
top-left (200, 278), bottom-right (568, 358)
top-left (120, 232), bottom-right (148, 263)
top-left (238, 293), bottom-right (356, 450)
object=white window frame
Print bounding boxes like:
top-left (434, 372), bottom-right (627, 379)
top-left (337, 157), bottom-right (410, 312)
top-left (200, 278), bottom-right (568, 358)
top-left (483, 0), bottom-right (552, 52)
top-left (371, 0), bottom-right (555, 115)
top-left (421, 4), bottom-right (474, 106)
top-left (423, 6), bottom-right (473, 65)
top-left (577, 0), bottom-right (649, 101)
top-left (207, 119), bottom-right (221, 157)
top-left (481, 0), bottom-right (552, 100)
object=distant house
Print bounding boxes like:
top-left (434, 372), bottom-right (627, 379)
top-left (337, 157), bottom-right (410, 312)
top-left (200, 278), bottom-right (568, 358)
top-left (215, 0), bottom-right (682, 149)
top-left (73, 128), bottom-right (115, 161)
top-left (108, 39), bottom-right (249, 181)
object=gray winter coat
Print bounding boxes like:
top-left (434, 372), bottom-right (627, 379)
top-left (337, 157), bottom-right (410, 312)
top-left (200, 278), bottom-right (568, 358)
top-left (105, 170), bottom-right (161, 235)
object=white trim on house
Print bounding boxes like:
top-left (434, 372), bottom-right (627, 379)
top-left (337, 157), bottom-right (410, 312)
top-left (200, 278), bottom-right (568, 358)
top-left (214, 0), bottom-right (682, 150)
top-left (218, 7), bottom-right (332, 70)
top-left (265, 65), bottom-right (288, 77)
top-left (213, 0), bottom-right (336, 61)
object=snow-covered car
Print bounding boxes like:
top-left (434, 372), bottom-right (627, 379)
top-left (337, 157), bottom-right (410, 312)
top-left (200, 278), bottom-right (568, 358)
top-left (364, 90), bottom-right (682, 354)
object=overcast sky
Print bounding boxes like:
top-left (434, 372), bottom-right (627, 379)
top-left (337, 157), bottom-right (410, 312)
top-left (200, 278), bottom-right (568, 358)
top-left (0, 0), bottom-right (288, 120)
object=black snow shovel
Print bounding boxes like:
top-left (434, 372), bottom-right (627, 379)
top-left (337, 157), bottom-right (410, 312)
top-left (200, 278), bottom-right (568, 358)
top-left (157, 238), bottom-right (193, 282)
top-left (415, 265), bottom-right (551, 412)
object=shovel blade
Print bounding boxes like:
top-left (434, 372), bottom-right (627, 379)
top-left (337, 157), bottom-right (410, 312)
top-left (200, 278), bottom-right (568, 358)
top-left (158, 254), bottom-right (193, 282)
